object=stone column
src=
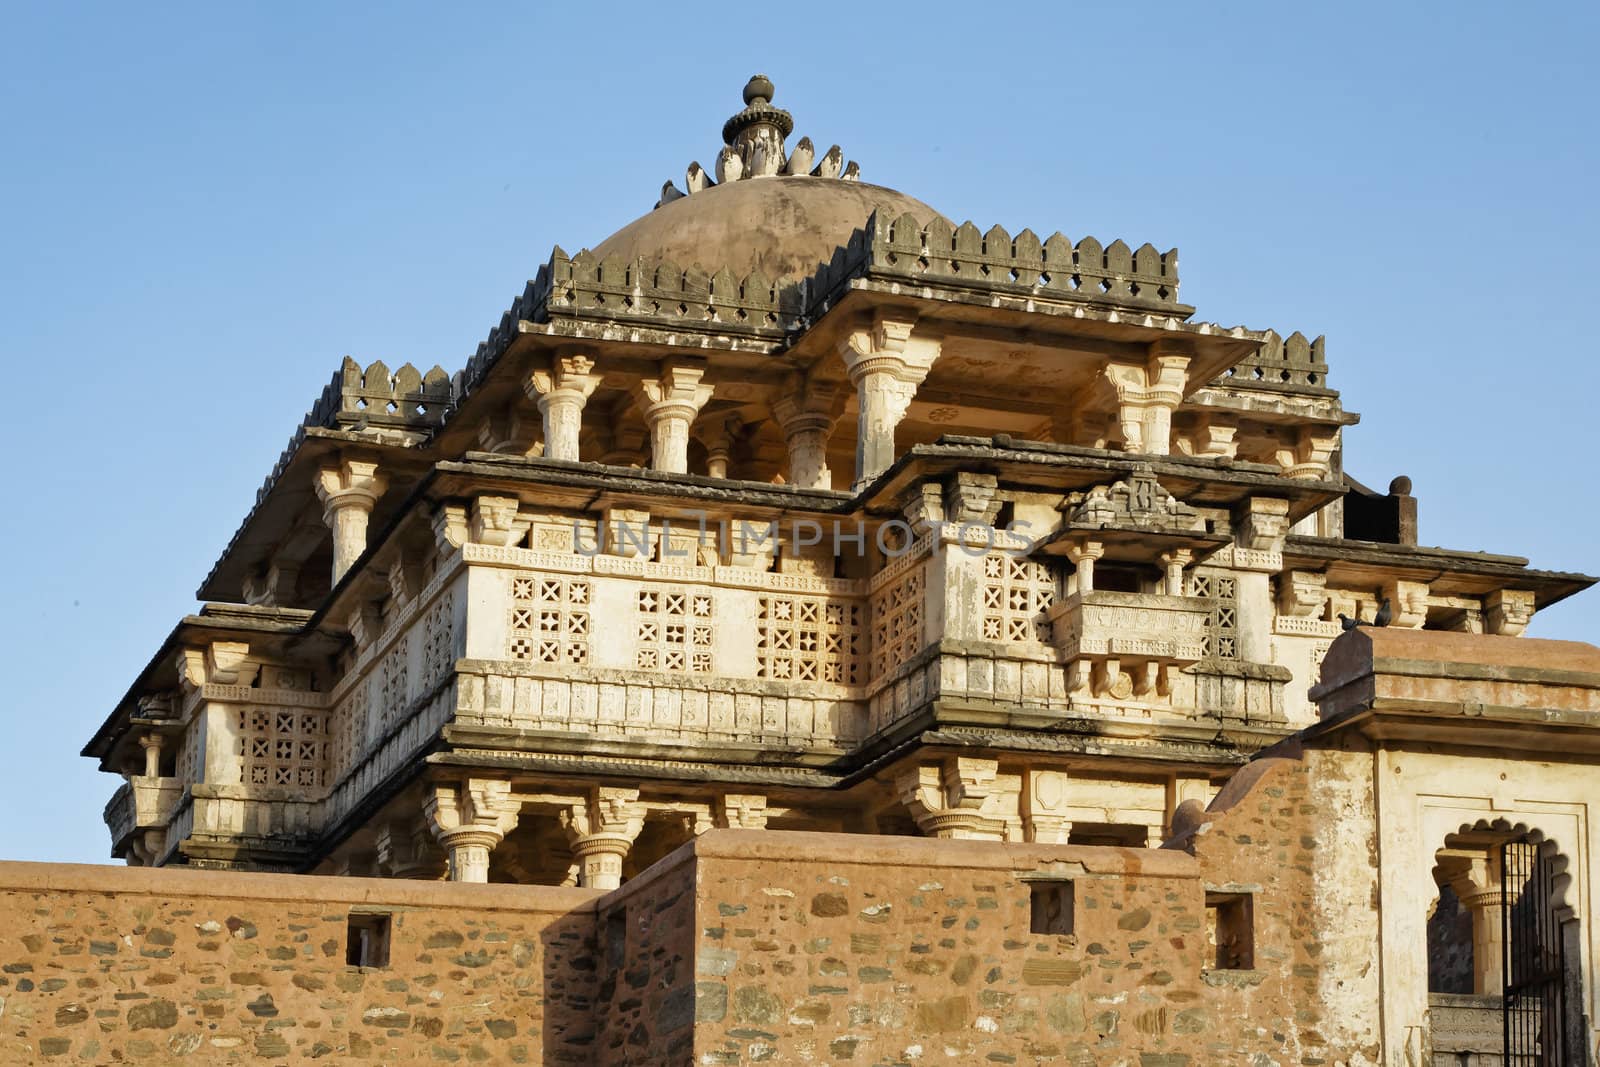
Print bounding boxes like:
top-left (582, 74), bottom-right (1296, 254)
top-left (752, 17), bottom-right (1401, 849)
top-left (1160, 549), bottom-right (1193, 596)
top-left (1065, 539), bottom-right (1104, 595)
top-left (840, 316), bottom-right (941, 488)
top-left (1102, 341), bottom-right (1190, 455)
top-left (316, 456), bottom-right (386, 584)
top-left (425, 779), bottom-right (521, 884)
top-left (637, 361), bottom-right (715, 474)
top-left (527, 355), bottom-right (602, 462)
top-left (560, 786), bottom-right (645, 890)
top-left (139, 734), bottom-right (163, 779)
top-left (716, 794), bottom-right (769, 830)
top-left (1448, 855), bottom-right (1506, 996)
top-left (701, 415), bottom-right (744, 480)
top-left (770, 374), bottom-right (842, 490)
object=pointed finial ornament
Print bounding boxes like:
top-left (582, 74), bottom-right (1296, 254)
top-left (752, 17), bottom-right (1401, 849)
top-left (654, 75), bottom-right (860, 206)
top-left (722, 74), bottom-right (794, 179)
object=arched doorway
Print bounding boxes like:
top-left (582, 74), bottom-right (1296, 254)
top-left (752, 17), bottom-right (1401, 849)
top-left (1429, 820), bottom-right (1584, 1064)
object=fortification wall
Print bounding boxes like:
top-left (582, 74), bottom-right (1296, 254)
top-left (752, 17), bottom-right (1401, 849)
top-left (0, 755), bottom-right (1350, 1064)
top-left (683, 763), bottom-right (1331, 1066)
top-left (0, 864), bottom-right (601, 1063)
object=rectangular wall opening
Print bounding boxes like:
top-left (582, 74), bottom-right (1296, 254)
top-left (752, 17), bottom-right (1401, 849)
top-left (346, 912), bottom-right (391, 969)
top-left (1029, 880), bottom-right (1075, 936)
top-left (1067, 822), bottom-right (1148, 848)
top-left (1205, 892), bottom-right (1254, 970)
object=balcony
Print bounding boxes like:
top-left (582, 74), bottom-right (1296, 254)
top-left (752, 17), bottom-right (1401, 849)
top-left (102, 776), bottom-right (182, 855)
top-left (1047, 590), bottom-right (1211, 698)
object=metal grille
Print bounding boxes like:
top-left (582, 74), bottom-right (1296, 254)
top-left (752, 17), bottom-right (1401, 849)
top-left (1501, 837), bottom-right (1568, 1064)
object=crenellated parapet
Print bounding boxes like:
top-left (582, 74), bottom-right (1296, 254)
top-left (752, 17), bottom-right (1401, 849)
top-left (811, 210), bottom-right (1186, 315)
top-left (1215, 330), bottom-right (1332, 395)
top-left (310, 357), bottom-right (453, 435)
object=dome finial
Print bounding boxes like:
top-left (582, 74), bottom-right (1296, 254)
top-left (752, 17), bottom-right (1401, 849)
top-left (743, 73), bottom-right (775, 107)
top-left (722, 74), bottom-right (794, 180)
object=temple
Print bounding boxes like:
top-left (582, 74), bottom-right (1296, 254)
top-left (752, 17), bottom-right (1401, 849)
top-left (46, 76), bottom-right (1598, 1063)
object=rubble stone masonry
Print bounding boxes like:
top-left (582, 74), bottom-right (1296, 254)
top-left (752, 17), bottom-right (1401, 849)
top-left (0, 750), bottom-right (1356, 1064)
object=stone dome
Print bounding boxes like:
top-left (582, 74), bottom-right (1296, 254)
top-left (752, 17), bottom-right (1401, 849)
top-left (591, 176), bottom-right (942, 281)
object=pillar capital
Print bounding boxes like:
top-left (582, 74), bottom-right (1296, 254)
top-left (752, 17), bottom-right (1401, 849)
top-left (527, 354), bottom-right (602, 461)
top-left (636, 361), bottom-right (715, 474)
top-left (897, 758), bottom-right (1005, 841)
top-left (176, 640), bottom-right (258, 691)
top-left (559, 786), bottom-right (645, 890)
top-left (1485, 589), bottom-right (1534, 637)
top-left (425, 779), bottom-right (521, 882)
top-left (1101, 347), bottom-right (1191, 455)
top-left (1275, 426), bottom-right (1339, 480)
top-left (1381, 578), bottom-right (1430, 629)
top-left (316, 456), bottom-right (387, 583)
top-left (716, 793), bottom-right (769, 830)
top-left (376, 817), bottom-right (444, 880)
top-left (469, 494), bottom-right (531, 548)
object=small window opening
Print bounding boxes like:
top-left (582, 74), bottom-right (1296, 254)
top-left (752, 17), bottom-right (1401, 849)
top-left (346, 912), bottom-right (391, 968)
top-left (1092, 565), bottom-right (1146, 594)
top-left (1205, 893), bottom-right (1254, 970)
top-left (605, 908), bottom-right (627, 968)
top-left (1029, 881), bottom-right (1075, 936)
top-left (1068, 822), bottom-right (1148, 848)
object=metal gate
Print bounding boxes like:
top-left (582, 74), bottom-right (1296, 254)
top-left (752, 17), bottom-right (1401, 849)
top-left (1501, 837), bottom-right (1569, 1064)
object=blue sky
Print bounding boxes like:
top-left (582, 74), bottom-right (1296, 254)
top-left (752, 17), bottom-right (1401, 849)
top-left (1, 2), bottom-right (1595, 864)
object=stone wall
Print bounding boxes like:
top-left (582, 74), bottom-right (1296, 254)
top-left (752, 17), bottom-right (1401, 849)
top-left (0, 754), bottom-right (1374, 1064)
top-left (684, 759), bottom-right (1339, 1067)
top-left (0, 863), bottom-right (601, 1063)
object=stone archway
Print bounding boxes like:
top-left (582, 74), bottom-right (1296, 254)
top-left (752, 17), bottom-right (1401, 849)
top-left (1429, 818), bottom-right (1584, 1065)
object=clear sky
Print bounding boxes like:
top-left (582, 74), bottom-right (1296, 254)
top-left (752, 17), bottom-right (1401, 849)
top-left (1, 2), bottom-right (1595, 864)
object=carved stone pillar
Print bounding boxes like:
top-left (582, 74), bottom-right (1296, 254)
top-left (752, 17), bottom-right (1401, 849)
top-left (560, 786), bottom-right (645, 890)
top-left (1102, 342), bottom-right (1190, 455)
top-left (1160, 549), bottom-right (1193, 596)
top-left (316, 456), bottom-right (386, 584)
top-left (527, 355), bottom-right (601, 462)
top-left (770, 374), bottom-right (842, 490)
top-left (425, 779), bottom-right (521, 884)
top-left (637, 361), bottom-right (715, 474)
top-left (701, 415), bottom-right (744, 480)
top-left (897, 757), bottom-right (1005, 841)
top-left (1446, 854), bottom-right (1506, 996)
top-left (841, 316), bottom-right (941, 487)
top-left (1065, 539), bottom-right (1105, 595)
top-left (138, 734), bottom-right (163, 779)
